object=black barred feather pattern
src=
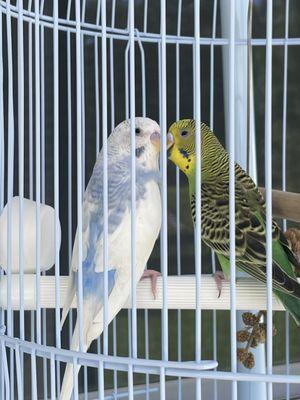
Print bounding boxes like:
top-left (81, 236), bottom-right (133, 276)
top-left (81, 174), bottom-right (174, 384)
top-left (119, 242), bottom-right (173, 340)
top-left (169, 119), bottom-right (300, 323)
top-left (192, 163), bottom-right (300, 298)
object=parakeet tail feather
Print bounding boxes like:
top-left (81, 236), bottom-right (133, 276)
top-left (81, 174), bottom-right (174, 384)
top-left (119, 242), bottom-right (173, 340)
top-left (275, 290), bottom-right (300, 326)
top-left (61, 273), bottom-right (76, 330)
top-left (60, 317), bottom-right (92, 400)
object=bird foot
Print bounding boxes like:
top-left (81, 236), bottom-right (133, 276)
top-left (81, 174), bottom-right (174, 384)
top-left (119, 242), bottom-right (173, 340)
top-left (141, 269), bottom-right (162, 300)
top-left (214, 271), bottom-right (226, 298)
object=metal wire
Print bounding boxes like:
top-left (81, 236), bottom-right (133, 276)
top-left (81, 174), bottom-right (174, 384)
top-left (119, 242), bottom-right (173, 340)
top-left (282, 1), bottom-right (290, 399)
top-left (160, 0), bottom-right (169, 369)
top-left (228, 2), bottom-right (237, 400)
top-left (265, 1), bottom-right (274, 399)
top-left (210, 2), bottom-right (218, 399)
top-left (0, 5), bottom-right (4, 397)
top-left (129, 0), bottom-right (137, 361)
top-left (101, 0), bottom-right (109, 358)
top-left (194, 1), bottom-right (202, 399)
top-left (6, 2), bottom-right (15, 397)
top-left (175, 1), bottom-right (182, 399)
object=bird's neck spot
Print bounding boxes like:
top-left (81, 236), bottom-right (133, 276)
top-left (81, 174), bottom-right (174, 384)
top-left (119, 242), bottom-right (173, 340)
top-left (179, 147), bottom-right (189, 159)
top-left (136, 146), bottom-right (145, 158)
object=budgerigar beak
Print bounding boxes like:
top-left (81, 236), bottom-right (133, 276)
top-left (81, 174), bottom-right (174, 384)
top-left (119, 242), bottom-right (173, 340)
top-left (167, 132), bottom-right (175, 158)
top-left (166, 132), bottom-right (174, 150)
top-left (150, 131), bottom-right (174, 150)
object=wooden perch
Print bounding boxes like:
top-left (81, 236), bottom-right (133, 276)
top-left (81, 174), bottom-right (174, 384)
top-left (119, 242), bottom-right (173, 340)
top-left (259, 187), bottom-right (300, 223)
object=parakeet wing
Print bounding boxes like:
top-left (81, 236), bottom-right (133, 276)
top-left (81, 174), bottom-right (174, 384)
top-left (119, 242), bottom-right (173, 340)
top-left (71, 155), bottom-right (133, 273)
top-left (196, 164), bottom-right (300, 298)
top-left (62, 155), bottom-right (131, 327)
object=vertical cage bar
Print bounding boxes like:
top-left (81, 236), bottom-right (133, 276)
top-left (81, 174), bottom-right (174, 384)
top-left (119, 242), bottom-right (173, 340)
top-left (109, 0), bottom-right (117, 394)
top-left (160, 367), bottom-right (166, 400)
top-left (282, 1), bottom-right (290, 399)
top-left (18, 11), bottom-right (26, 367)
top-left (67, 3), bottom-right (74, 351)
top-left (125, 43), bottom-right (129, 120)
top-left (96, 0), bottom-right (101, 27)
top-left (0, 4), bottom-right (5, 381)
top-left (6, 2), bottom-right (15, 397)
top-left (81, 33), bottom-right (86, 192)
top-left (1, 341), bottom-right (10, 400)
top-left (53, 0), bottom-right (61, 349)
top-left (124, 38), bottom-right (133, 360)
top-left (128, 312), bottom-right (132, 357)
top-left (75, 0), bottom-right (84, 353)
top-left (28, 6), bottom-right (35, 345)
top-left (31, 349), bottom-right (38, 400)
top-left (228, 1), bottom-right (237, 400)
top-left (98, 360), bottom-right (104, 399)
top-left (40, 0), bottom-right (45, 14)
top-left (210, 2), bottom-right (218, 399)
top-left (50, 354), bottom-right (56, 400)
top-left (136, 26), bottom-right (149, 400)
top-left (28, 20), bottom-right (33, 201)
top-left (175, 99), bottom-right (182, 395)
top-left (112, 318), bottom-right (118, 396)
top-left (83, 365), bottom-right (88, 400)
top-left (160, 0), bottom-right (169, 365)
top-left (101, 0), bottom-right (109, 356)
top-left (265, 1), bottom-right (273, 399)
top-left (194, 0), bottom-right (202, 398)
top-left (282, 5), bottom-right (289, 228)
top-left (110, 0), bottom-right (116, 129)
top-left (40, 1), bottom-right (45, 205)
top-left (175, 0), bottom-right (182, 396)
top-left (129, 0), bottom-right (137, 360)
top-left (35, 0), bottom-right (42, 351)
top-left (6, 0), bottom-right (14, 340)
top-left (144, 310), bottom-right (150, 400)
top-left (0, 10), bottom-right (4, 397)
top-left (143, 0), bottom-right (148, 32)
top-left (0, 4), bottom-right (3, 214)
top-left (53, 0), bottom-right (61, 394)
top-left (82, 0), bottom-right (87, 22)
top-left (15, 345), bottom-right (23, 399)
top-left (128, 364), bottom-right (134, 400)
top-left (18, 0), bottom-right (25, 349)
top-left (80, 26), bottom-right (88, 400)
top-left (66, 0), bottom-right (72, 20)
top-left (95, 20), bottom-right (101, 365)
top-left (73, 358), bottom-right (79, 400)
top-left (40, 5), bottom-right (48, 397)
top-left (0, 342), bottom-right (3, 400)
top-left (95, 35), bottom-right (100, 155)
top-left (136, 32), bottom-right (146, 118)
top-left (53, 1), bottom-right (61, 396)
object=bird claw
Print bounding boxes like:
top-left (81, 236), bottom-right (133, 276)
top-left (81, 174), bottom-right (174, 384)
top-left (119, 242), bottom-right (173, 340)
top-left (141, 269), bottom-right (162, 299)
top-left (214, 271), bottom-right (226, 298)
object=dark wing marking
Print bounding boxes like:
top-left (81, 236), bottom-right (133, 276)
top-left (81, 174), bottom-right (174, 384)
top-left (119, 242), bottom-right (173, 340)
top-left (195, 163), bottom-right (300, 298)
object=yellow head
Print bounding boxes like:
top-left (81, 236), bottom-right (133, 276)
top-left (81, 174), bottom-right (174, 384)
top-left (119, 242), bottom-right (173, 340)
top-left (167, 119), bottom-right (228, 182)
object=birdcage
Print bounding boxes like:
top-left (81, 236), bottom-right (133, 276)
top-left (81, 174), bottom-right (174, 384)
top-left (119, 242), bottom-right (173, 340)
top-left (1, 0), bottom-right (300, 399)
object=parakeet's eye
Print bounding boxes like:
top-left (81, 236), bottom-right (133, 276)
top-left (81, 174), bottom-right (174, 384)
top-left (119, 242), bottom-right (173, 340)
top-left (135, 128), bottom-right (141, 135)
top-left (181, 130), bottom-right (189, 137)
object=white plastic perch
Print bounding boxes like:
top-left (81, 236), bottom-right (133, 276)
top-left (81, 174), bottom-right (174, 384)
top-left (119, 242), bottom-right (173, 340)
top-left (0, 275), bottom-right (287, 311)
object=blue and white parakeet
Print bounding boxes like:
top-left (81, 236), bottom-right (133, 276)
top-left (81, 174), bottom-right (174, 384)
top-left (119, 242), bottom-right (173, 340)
top-left (60, 117), bottom-right (167, 399)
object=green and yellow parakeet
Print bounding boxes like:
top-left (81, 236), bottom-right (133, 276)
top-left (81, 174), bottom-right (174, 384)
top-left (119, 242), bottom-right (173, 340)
top-left (168, 119), bottom-right (300, 325)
